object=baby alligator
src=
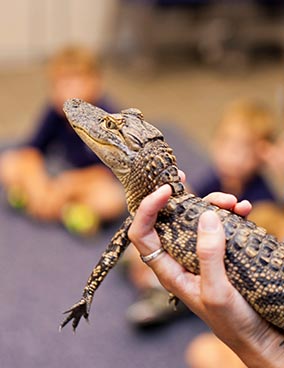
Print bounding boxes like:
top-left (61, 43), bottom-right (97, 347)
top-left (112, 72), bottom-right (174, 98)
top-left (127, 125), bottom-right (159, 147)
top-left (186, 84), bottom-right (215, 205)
top-left (60, 98), bottom-right (284, 332)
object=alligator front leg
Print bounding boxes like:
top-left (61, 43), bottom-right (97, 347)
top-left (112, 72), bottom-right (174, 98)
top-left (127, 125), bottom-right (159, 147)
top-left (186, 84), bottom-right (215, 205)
top-left (60, 216), bottom-right (133, 332)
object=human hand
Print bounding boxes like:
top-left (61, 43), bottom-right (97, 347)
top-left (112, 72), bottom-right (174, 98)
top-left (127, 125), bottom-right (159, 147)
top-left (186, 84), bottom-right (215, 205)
top-left (25, 179), bottom-right (64, 220)
top-left (128, 186), bottom-right (284, 368)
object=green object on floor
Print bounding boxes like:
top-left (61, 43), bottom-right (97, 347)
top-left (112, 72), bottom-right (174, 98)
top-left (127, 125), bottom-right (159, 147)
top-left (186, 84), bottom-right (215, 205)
top-left (62, 203), bottom-right (100, 236)
top-left (7, 187), bottom-right (27, 210)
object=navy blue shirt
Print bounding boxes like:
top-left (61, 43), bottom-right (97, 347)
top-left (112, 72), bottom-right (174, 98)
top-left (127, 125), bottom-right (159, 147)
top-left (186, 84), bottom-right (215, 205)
top-left (195, 168), bottom-right (277, 204)
top-left (27, 96), bottom-right (116, 168)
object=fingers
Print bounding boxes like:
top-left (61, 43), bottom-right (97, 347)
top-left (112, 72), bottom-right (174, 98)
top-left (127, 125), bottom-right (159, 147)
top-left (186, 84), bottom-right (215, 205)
top-left (204, 192), bottom-right (252, 217)
top-left (129, 187), bottom-right (251, 265)
top-left (178, 170), bottom-right (186, 183)
top-left (232, 200), bottom-right (252, 217)
top-left (128, 184), bottom-right (192, 292)
top-left (197, 211), bottom-right (226, 285)
top-left (197, 211), bottom-right (233, 308)
top-left (129, 186), bottom-right (250, 307)
top-left (204, 192), bottom-right (238, 208)
top-left (128, 185), bottom-right (172, 256)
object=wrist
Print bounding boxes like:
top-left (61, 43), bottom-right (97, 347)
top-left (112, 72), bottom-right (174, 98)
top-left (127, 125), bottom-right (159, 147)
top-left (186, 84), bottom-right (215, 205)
top-left (227, 325), bottom-right (284, 368)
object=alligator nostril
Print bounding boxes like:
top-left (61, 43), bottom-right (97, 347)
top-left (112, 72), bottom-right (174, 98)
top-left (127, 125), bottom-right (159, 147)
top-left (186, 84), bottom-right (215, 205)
top-left (73, 100), bottom-right (80, 108)
top-left (70, 98), bottom-right (82, 109)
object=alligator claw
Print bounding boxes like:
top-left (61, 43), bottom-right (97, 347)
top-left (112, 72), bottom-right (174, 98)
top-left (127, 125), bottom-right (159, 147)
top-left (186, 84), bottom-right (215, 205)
top-left (59, 298), bottom-right (89, 332)
top-left (168, 293), bottom-right (179, 311)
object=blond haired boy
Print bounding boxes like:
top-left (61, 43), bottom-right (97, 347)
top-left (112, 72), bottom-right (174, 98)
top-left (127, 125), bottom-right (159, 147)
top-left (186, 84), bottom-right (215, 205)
top-left (0, 46), bottom-right (125, 234)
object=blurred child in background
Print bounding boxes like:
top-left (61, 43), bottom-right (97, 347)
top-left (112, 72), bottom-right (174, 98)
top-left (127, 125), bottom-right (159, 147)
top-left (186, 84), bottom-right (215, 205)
top-left (197, 99), bottom-right (276, 202)
top-left (261, 130), bottom-right (284, 199)
top-left (0, 45), bottom-right (125, 235)
top-left (195, 98), bottom-right (283, 238)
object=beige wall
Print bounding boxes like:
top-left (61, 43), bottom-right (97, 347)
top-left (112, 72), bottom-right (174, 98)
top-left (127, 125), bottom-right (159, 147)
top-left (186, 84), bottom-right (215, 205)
top-left (0, 0), bottom-right (119, 64)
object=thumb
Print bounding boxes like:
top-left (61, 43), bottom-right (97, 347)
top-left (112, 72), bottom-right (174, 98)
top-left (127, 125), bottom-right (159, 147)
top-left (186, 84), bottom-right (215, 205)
top-left (197, 211), bottom-right (229, 301)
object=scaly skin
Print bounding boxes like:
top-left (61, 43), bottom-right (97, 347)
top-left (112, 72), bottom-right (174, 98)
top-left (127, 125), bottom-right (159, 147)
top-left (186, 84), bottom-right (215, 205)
top-left (60, 98), bottom-right (284, 332)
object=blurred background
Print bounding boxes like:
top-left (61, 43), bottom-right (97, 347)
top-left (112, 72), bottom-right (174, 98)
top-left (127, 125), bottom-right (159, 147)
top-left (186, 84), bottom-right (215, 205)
top-left (1, 1), bottom-right (284, 368)
top-left (1, 0), bottom-right (284, 145)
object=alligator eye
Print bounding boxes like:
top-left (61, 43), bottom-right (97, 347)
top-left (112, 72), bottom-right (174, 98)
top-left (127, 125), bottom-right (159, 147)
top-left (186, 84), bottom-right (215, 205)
top-left (105, 117), bottom-right (117, 129)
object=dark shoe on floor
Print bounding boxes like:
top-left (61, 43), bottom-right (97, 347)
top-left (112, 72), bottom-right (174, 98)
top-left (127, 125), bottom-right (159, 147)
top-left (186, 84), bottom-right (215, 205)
top-left (126, 288), bottom-right (189, 328)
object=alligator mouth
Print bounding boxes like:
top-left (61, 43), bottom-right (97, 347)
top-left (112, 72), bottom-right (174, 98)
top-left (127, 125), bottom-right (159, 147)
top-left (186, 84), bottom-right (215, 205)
top-left (73, 125), bottom-right (109, 147)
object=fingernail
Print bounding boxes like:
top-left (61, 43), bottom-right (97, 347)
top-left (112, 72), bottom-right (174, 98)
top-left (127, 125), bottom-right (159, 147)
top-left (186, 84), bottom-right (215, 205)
top-left (199, 211), bottom-right (220, 232)
top-left (153, 184), bottom-right (172, 196)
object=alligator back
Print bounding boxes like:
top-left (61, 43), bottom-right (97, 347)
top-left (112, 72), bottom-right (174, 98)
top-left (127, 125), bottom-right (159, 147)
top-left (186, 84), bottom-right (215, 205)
top-left (156, 193), bottom-right (284, 329)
